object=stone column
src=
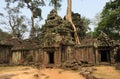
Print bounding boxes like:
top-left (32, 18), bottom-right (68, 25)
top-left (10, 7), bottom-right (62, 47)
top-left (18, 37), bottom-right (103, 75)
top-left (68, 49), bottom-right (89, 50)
top-left (95, 49), bottom-right (99, 65)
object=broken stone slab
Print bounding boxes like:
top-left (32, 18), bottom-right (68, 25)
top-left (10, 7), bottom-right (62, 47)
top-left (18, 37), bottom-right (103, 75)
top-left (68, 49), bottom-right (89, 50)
top-left (82, 71), bottom-right (91, 78)
top-left (86, 74), bottom-right (94, 79)
top-left (93, 75), bottom-right (103, 79)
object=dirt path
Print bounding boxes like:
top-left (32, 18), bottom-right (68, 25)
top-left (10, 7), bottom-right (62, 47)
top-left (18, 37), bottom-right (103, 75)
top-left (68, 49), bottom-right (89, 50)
top-left (1, 66), bottom-right (120, 79)
top-left (92, 66), bottom-right (120, 79)
top-left (0, 67), bottom-right (85, 79)
top-left (38, 69), bottom-right (85, 79)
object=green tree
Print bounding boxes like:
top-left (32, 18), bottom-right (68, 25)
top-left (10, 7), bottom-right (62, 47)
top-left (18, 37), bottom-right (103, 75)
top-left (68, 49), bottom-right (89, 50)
top-left (23, 0), bottom-right (45, 38)
top-left (5, 0), bottom-right (45, 38)
top-left (72, 13), bottom-right (90, 40)
top-left (0, 6), bottom-right (28, 39)
top-left (49, 0), bottom-right (62, 11)
top-left (92, 13), bottom-right (101, 27)
top-left (95, 0), bottom-right (120, 39)
top-left (81, 17), bottom-right (91, 39)
top-left (0, 29), bottom-right (12, 40)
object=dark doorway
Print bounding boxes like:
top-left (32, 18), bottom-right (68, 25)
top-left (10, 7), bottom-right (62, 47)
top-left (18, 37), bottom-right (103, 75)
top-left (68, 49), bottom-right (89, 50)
top-left (48, 51), bottom-right (54, 64)
top-left (100, 50), bottom-right (110, 62)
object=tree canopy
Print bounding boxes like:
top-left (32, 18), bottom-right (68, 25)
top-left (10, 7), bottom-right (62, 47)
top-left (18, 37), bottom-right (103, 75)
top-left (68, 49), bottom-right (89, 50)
top-left (94, 0), bottom-right (120, 40)
top-left (49, 0), bottom-right (62, 11)
top-left (4, 0), bottom-right (45, 38)
top-left (0, 0), bottom-right (90, 40)
top-left (0, 5), bottom-right (29, 39)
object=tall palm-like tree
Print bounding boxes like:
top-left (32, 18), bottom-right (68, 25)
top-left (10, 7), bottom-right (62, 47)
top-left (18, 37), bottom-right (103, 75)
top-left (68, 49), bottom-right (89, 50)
top-left (65, 0), bottom-right (80, 44)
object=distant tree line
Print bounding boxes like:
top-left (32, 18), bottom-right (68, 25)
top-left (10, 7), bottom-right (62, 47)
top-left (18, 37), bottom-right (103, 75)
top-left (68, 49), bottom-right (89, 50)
top-left (0, 0), bottom-right (91, 42)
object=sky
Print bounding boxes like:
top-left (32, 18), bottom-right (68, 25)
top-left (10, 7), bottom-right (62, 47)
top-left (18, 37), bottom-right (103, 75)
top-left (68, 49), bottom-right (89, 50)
top-left (0, 0), bottom-right (109, 32)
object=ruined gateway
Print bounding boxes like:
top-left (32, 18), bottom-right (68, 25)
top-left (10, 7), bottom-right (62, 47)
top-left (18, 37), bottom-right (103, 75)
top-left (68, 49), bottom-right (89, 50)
top-left (0, 10), bottom-right (119, 67)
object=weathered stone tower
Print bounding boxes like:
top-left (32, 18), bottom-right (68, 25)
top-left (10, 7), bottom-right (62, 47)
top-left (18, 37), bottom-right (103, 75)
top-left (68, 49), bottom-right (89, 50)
top-left (41, 9), bottom-right (75, 66)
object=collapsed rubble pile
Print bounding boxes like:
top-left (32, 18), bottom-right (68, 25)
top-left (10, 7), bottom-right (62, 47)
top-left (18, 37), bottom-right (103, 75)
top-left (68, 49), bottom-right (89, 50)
top-left (61, 60), bottom-right (103, 79)
top-left (61, 60), bottom-right (89, 70)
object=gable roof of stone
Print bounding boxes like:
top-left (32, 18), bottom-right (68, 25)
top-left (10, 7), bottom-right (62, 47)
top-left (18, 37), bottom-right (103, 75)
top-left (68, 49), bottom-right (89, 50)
top-left (95, 31), bottom-right (113, 46)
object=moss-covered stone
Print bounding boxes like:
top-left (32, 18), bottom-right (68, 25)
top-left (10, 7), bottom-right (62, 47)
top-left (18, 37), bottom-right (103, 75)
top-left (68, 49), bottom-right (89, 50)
top-left (41, 9), bottom-right (75, 47)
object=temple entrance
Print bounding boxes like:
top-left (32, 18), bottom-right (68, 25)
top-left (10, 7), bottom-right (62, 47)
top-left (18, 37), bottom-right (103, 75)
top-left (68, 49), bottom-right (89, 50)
top-left (48, 51), bottom-right (54, 64)
top-left (99, 50), bottom-right (110, 62)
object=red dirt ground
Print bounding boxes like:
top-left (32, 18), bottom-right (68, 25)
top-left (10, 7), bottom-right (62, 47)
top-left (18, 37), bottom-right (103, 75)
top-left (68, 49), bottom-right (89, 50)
top-left (0, 66), bottom-right (85, 79)
top-left (1, 66), bottom-right (120, 79)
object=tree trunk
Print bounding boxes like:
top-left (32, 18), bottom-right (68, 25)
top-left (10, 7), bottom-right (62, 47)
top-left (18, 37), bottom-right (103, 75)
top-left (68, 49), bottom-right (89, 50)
top-left (30, 9), bottom-right (35, 38)
top-left (8, 16), bottom-right (16, 38)
top-left (54, 0), bottom-right (57, 11)
top-left (65, 0), bottom-right (80, 44)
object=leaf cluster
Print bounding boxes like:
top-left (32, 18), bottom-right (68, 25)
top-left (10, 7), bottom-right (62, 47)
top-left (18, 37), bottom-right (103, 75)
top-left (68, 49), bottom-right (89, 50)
top-left (95, 0), bottom-right (120, 40)
top-left (49, 0), bottom-right (62, 10)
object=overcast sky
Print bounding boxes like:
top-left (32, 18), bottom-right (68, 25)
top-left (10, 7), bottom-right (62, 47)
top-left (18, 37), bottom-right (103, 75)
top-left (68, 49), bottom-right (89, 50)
top-left (0, 0), bottom-right (109, 31)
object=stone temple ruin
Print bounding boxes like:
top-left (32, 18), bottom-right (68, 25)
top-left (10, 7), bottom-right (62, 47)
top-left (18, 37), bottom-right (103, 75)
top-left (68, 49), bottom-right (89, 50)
top-left (0, 9), bottom-right (120, 67)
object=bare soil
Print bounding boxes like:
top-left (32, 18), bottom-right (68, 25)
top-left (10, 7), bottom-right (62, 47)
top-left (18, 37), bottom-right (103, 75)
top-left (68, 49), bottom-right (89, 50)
top-left (0, 66), bottom-right (85, 79)
top-left (92, 66), bottom-right (120, 79)
top-left (0, 66), bottom-right (120, 79)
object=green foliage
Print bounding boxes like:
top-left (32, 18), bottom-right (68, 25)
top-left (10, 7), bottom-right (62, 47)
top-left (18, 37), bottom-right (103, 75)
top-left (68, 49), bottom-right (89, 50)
top-left (94, 0), bottom-right (120, 40)
top-left (72, 12), bottom-right (90, 40)
top-left (0, 5), bottom-right (28, 39)
top-left (86, 31), bottom-right (94, 39)
top-left (49, 0), bottom-right (62, 11)
top-left (23, 0), bottom-right (45, 18)
top-left (5, 0), bottom-right (45, 19)
top-left (5, 0), bottom-right (45, 39)
top-left (0, 29), bottom-right (12, 40)
top-left (38, 9), bottom-right (75, 46)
